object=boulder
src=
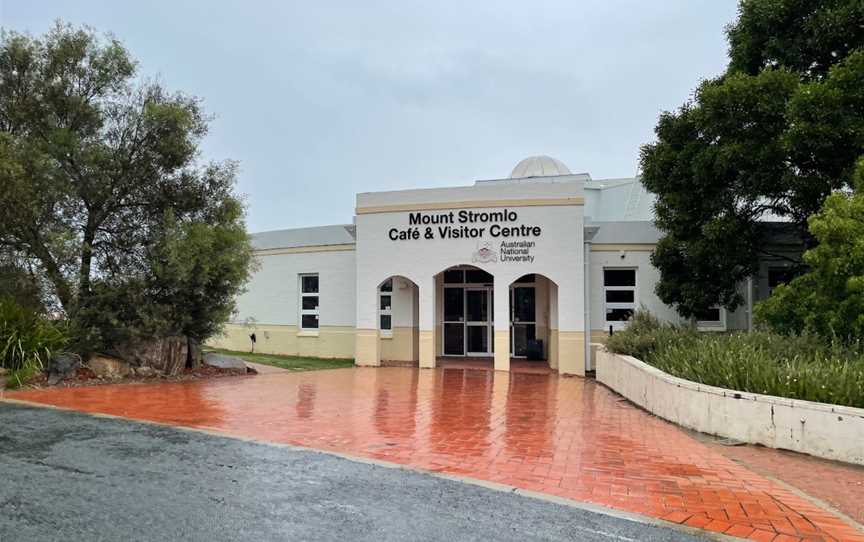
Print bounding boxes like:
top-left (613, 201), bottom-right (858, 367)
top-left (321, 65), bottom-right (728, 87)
top-left (47, 353), bottom-right (81, 385)
top-left (88, 354), bottom-right (132, 379)
top-left (203, 353), bottom-right (248, 372)
top-left (116, 336), bottom-right (188, 376)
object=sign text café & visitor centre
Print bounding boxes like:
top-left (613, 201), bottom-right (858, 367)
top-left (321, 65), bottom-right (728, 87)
top-left (211, 156), bottom-right (800, 375)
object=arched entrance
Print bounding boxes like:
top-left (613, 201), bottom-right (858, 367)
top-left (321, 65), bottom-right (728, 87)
top-left (377, 276), bottom-right (419, 366)
top-left (509, 273), bottom-right (558, 369)
top-left (435, 265), bottom-right (495, 358)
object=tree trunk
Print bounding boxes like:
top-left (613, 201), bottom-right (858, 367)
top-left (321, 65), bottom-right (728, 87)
top-left (186, 337), bottom-right (202, 369)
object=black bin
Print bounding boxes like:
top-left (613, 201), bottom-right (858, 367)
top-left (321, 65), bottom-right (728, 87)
top-left (526, 339), bottom-right (544, 361)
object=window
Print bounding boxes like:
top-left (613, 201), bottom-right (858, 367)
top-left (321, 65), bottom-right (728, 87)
top-left (696, 305), bottom-right (726, 330)
top-left (443, 268), bottom-right (493, 285)
top-left (604, 269), bottom-right (636, 328)
top-left (379, 278), bottom-right (392, 336)
top-left (464, 269), bottom-right (493, 284)
top-left (768, 267), bottom-right (796, 295)
top-left (299, 274), bottom-right (319, 330)
top-left (443, 270), bottom-right (464, 284)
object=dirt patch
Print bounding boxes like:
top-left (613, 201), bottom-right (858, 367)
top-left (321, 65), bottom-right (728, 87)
top-left (21, 364), bottom-right (256, 390)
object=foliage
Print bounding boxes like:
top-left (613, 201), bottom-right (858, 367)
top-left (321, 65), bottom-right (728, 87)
top-left (640, 1), bottom-right (864, 317)
top-left (0, 23), bottom-right (254, 351)
top-left (755, 159), bottom-right (864, 343)
top-left (0, 252), bottom-right (44, 312)
top-left (607, 312), bottom-right (864, 408)
top-left (0, 296), bottom-right (69, 387)
top-left (606, 311), bottom-right (694, 361)
top-left (727, 0), bottom-right (864, 79)
top-left (207, 348), bottom-right (354, 372)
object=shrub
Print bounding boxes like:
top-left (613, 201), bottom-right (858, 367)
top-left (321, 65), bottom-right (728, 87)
top-left (606, 311), bottom-right (864, 408)
top-left (755, 158), bottom-right (864, 344)
top-left (606, 311), bottom-right (697, 361)
top-left (0, 297), bottom-right (69, 388)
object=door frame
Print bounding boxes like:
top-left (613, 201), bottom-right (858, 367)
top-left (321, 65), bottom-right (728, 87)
top-left (442, 285), bottom-right (466, 356)
top-left (465, 287), bottom-right (493, 357)
top-left (510, 284), bottom-right (537, 358)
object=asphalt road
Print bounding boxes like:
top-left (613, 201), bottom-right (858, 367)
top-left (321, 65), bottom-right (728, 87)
top-left (0, 403), bottom-right (710, 542)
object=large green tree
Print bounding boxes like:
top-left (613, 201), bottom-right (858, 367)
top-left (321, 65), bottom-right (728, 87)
top-left (0, 24), bottom-right (254, 350)
top-left (640, 0), bottom-right (864, 317)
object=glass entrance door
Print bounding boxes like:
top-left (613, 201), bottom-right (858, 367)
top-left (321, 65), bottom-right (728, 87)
top-left (511, 286), bottom-right (536, 357)
top-left (465, 288), bottom-right (492, 356)
top-left (443, 287), bottom-right (465, 356)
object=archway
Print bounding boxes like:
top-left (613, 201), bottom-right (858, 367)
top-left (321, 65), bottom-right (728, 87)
top-left (434, 265), bottom-right (495, 360)
top-left (509, 273), bottom-right (559, 368)
top-left (376, 275), bottom-right (419, 365)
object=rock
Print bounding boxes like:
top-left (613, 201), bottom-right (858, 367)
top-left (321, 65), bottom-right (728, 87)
top-left (88, 354), bottom-right (133, 379)
top-left (47, 353), bottom-right (81, 385)
top-left (203, 353), bottom-right (248, 372)
top-left (116, 336), bottom-right (188, 376)
top-left (133, 366), bottom-right (159, 378)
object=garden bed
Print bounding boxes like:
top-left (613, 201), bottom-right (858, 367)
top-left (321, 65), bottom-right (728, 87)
top-left (12, 364), bottom-right (254, 390)
top-left (606, 313), bottom-right (864, 409)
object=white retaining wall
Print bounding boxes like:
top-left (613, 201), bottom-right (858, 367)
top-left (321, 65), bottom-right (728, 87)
top-left (596, 349), bottom-right (864, 465)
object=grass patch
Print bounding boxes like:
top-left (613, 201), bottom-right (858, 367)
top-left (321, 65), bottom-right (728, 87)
top-left (606, 312), bottom-right (864, 408)
top-left (206, 348), bottom-right (354, 372)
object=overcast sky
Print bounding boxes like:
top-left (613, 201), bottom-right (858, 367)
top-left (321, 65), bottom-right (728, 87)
top-left (2, 1), bottom-right (738, 232)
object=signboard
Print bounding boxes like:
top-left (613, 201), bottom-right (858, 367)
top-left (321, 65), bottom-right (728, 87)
top-left (387, 209), bottom-right (542, 241)
top-left (388, 209), bottom-right (539, 263)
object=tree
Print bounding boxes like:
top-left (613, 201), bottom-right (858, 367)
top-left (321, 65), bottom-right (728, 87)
top-left (755, 159), bottom-right (864, 342)
top-left (0, 23), bottom-right (254, 352)
top-left (640, 0), bottom-right (864, 318)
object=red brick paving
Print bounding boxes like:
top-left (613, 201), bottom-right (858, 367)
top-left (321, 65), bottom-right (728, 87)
top-left (705, 440), bottom-right (864, 528)
top-left (5, 368), bottom-right (864, 542)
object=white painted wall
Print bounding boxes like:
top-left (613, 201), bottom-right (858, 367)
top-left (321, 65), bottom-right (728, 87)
top-left (355, 202), bottom-right (584, 333)
top-left (589, 249), bottom-right (756, 333)
top-left (233, 250), bottom-right (357, 327)
top-left (597, 349), bottom-right (864, 465)
top-left (386, 276), bottom-right (417, 328)
top-left (589, 249), bottom-right (680, 332)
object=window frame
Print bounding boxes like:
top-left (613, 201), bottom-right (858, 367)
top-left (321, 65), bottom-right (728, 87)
top-left (299, 273), bottom-right (320, 332)
top-left (379, 278), bottom-right (393, 337)
top-left (696, 305), bottom-right (727, 331)
top-left (603, 267), bottom-right (637, 330)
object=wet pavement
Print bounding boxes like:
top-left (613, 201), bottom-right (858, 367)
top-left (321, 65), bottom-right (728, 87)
top-left (0, 403), bottom-right (708, 542)
top-left (5, 367), bottom-right (864, 542)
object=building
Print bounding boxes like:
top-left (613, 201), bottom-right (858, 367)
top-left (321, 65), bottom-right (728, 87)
top-left (209, 156), bottom-right (802, 375)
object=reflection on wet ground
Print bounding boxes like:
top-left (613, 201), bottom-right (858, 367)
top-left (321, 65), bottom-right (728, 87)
top-left (6, 368), bottom-right (863, 541)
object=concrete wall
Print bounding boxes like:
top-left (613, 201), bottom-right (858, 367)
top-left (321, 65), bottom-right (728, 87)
top-left (596, 349), bottom-right (864, 465)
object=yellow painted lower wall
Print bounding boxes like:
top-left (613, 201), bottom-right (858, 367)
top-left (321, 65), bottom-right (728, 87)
top-left (208, 324), bottom-right (356, 359)
top-left (419, 330), bottom-right (436, 368)
top-left (494, 330), bottom-right (510, 371)
top-left (557, 330), bottom-right (585, 377)
top-left (548, 328), bottom-right (559, 369)
top-left (355, 328), bottom-right (380, 366)
top-left (380, 326), bottom-right (418, 362)
top-left (590, 330), bottom-right (612, 344)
